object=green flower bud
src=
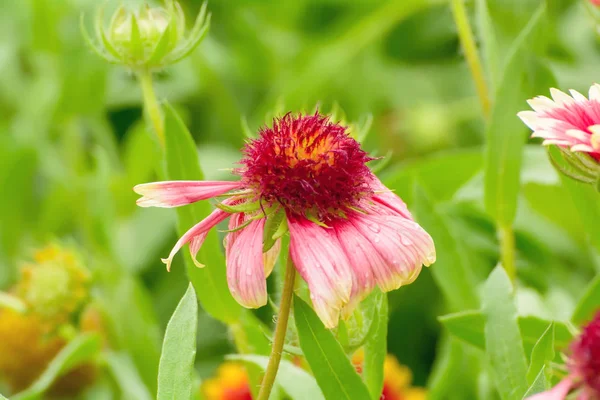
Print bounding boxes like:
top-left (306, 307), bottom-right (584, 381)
top-left (548, 145), bottom-right (600, 190)
top-left (81, 1), bottom-right (210, 70)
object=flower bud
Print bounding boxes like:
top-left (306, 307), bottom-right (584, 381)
top-left (81, 1), bottom-right (210, 70)
top-left (548, 145), bottom-right (600, 190)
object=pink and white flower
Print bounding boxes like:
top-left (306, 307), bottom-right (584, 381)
top-left (518, 86), bottom-right (600, 161)
top-left (134, 112), bottom-right (435, 328)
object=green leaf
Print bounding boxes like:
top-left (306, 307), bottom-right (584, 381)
top-left (439, 312), bottom-right (573, 355)
top-left (163, 103), bottom-right (241, 323)
top-left (482, 266), bottom-right (528, 400)
top-left (572, 274), bottom-right (600, 325)
top-left (129, 14), bottom-right (144, 63)
top-left (13, 334), bottom-right (102, 400)
top-left (523, 367), bottom-right (548, 398)
top-left (483, 4), bottom-right (552, 226)
top-left (157, 283), bottom-right (198, 400)
top-left (227, 355), bottom-right (325, 400)
top-left (362, 292), bottom-right (388, 400)
top-left (413, 185), bottom-right (480, 310)
top-left (147, 21), bottom-right (175, 66)
top-left (526, 323), bottom-right (554, 386)
top-left (105, 352), bottom-right (153, 400)
top-left (263, 208), bottom-right (286, 253)
top-left (294, 296), bottom-right (371, 400)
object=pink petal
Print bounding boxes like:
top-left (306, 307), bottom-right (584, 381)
top-left (134, 180), bottom-right (241, 208)
top-left (368, 177), bottom-right (413, 219)
top-left (349, 213), bottom-right (435, 293)
top-left (263, 239), bottom-right (281, 278)
top-left (162, 205), bottom-right (232, 271)
top-left (288, 216), bottom-right (353, 329)
top-left (225, 218), bottom-right (268, 308)
top-left (526, 377), bottom-right (573, 400)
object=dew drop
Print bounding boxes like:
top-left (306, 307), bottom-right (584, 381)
top-left (373, 236), bottom-right (381, 243)
top-left (426, 251), bottom-right (436, 265)
top-left (400, 235), bottom-right (412, 246)
top-left (367, 222), bottom-right (381, 233)
top-left (246, 268), bottom-right (253, 276)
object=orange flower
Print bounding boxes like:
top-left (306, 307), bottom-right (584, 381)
top-left (353, 350), bottom-right (427, 400)
top-left (202, 363), bottom-right (252, 400)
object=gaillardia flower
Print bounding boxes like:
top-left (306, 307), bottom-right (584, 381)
top-left (134, 112), bottom-right (435, 328)
top-left (528, 311), bottom-right (600, 399)
top-left (202, 362), bottom-right (252, 400)
top-left (518, 86), bottom-right (600, 185)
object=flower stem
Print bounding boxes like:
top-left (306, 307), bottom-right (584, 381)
top-left (499, 225), bottom-right (516, 282)
top-left (257, 254), bottom-right (296, 400)
top-left (450, 0), bottom-right (491, 118)
top-left (137, 69), bottom-right (165, 147)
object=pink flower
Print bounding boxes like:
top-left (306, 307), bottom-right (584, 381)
top-left (526, 311), bottom-right (600, 400)
top-left (518, 86), bottom-right (600, 161)
top-left (134, 112), bottom-right (435, 328)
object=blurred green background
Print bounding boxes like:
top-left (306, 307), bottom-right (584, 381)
top-left (1, 0), bottom-right (600, 398)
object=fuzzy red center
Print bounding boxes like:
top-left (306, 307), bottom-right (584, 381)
top-left (239, 113), bottom-right (374, 220)
top-left (570, 311), bottom-right (600, 394)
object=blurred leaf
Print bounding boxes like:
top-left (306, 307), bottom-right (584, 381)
top-left (413, 185), bottom-right (480, 310)
top-left (523, 368), bottom-right (548, 398)
top-left (482, 266), bottom-right (528, 400)
top-left (572, 275), bottom-right (600, 325)
top-left (483, 4), bottom-right (553, 226)
top-left (294, 296), bottom-right (371, 400)
top-left (158, 284), bottom-right (198, 400)
top-left (0, 393), bottom-right (8, 400)
top-left (362, 291), bottom-right (388, 400)
top-left (427, 337), bottom-right (480, 399)
top-left (105, 352), bottom-right (153, 400)
top-left (228, 355), bottom-right (325, 400)
top-left (526, 323), bottom-right (554, 387)
top-left (440, 310), bottom-right (573, 354)
top-left (13, 334), bottom-right (102, 400)
top-left (163, 103), bottom-right (241, 323)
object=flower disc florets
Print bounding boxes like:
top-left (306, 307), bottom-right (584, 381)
top-left (239, 113), bottom-right (375, 221)
top-left (570, 311), bottom-right (600, 396)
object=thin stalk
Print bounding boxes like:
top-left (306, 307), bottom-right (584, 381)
top-left (451, 0), bottom-right (491, 118)
top-left (257, 254), bottom-right (296, 400)
top-left (499, 225), bottom-right (516, 282)
top-left (137, 69), bottom-right (165, 147)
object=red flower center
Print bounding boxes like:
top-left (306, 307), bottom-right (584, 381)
top-left (239, 113), bottom-right (374, 220)
top-left (571, 311), bottom-right (600, 395)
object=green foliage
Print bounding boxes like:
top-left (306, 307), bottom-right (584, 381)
top-left (362, 292), bottom-right (388, 400)
top-left (157, 284), bottom-right (198, 400)
top-left (294, 296), bottom-right (371, 400)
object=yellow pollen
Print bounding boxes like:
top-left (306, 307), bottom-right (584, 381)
top-left (274, 130), bottom-right (337, 168)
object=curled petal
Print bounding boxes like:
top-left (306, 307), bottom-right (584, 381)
top-left (225, 219), bottom-right (267, 308)
top-left (525, 377), bottom-right (573, 400)
top-left (162, 204), bottom-right (232, 271)
top-left (134, 180), bottom-right (241, 208)
top-left (349, 214), bottom-right (435, 293)
top-left (288, 216), bottom-right (353, 329)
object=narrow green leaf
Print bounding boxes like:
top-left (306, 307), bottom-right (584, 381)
top-left (482, 266), bottom-right (528, 400)
top-left (147, 22), bottom-right (175, 66)
top-left (80, 14), bottom-right (117, 63)
top-left (94, 7), bottom-right (122, 60)
top-left (523, 367), bottom-right (548, 398)
top-left (0, 393), bottom-right (7, 400)
top-left (129, 14), bottom-right (144, 62)
top-left (294, 296), bottom-right (371, 400)
top-left (163, 103), bottom-right (241, 323)
top-left (526, 323), bottom-right (554, 386)
top-left (573, 275), bottom-right (600, 325)
top-left (413, 185), bottom-right (480, 310)
top-left (105, 352), bottom-right (153, 400)
top-left (13, 334), bottom-right (102, 400)
top-left (362, 292), bottom-right (388, 400)
top-left (157, 283), bottom-right (198, 400)
top-left (483, 4), bottom-right (552, 226)
top-left (227, 355), bottom-right (325, 400)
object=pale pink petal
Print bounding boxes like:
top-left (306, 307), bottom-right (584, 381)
top-left (526, 377), bottom-right (573, 400)
top-left (368, 177), bottom-right (412, 219)
top-left (349, 213), bottom-right (435, 293)
top-left (225, 218), bottom-right (267, 308)
top-left (263, 239), bottom-right (281, 278)
top-left (288, 216), bottom-right (353, 329)
top-left (134, 180), bottom-right (241, 208)
top-left (162, 205), bottom-right (231, 271)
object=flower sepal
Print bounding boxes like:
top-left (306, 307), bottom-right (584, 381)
top-left (548, 145), bottom-right (600, 188)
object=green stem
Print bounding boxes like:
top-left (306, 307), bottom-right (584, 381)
top-left (499, 225), bottom-right (516, 282)
top-left (451, 0), bottom-right (491, 118)
top-left (137, 69), bottom-right (165, 147)
top-left (257, 254), bottom-right (296, 400)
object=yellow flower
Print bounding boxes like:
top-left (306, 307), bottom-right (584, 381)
top-left (17, 244), bottom-right (90, 325)
top-left (202, 362), bottom-right (253, 400)
top-left (353, 350), bottom-right (427, 400)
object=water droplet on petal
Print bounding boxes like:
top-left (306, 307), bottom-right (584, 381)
top-left (400, 235), bottom-right (412, 245)
top-left (425, 251), bottom-right (436, 265)
top-left (367, 222), bottom-right (381, 233)
top-left (373, 235), bottom-right (380, 243)
top-left (246, 268), bottom-right (253, 276)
